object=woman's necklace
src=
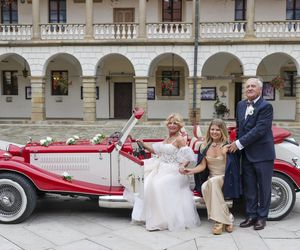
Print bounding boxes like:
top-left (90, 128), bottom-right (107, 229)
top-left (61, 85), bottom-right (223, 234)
top-left (211, 142), bottom-right (221, 147)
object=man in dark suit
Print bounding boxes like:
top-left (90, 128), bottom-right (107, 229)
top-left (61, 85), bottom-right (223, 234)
top-left (228, 78), bottom-right (275, 230)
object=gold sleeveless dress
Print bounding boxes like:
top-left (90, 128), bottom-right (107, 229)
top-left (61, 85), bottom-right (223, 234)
top-left (201, 155), bottom-right (234, 225)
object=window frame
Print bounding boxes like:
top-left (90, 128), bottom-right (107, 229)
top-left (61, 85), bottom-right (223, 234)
top-left (155, 66), bottom-right (185, 100)
top-left (235, 0), bottom-right (246, 21)
top-left (1, 0), bottom-right (18, 24)
top-left (51, 70), bottom-right (69, 96)
top-left (49, 0), bottom-right (67, 23)
top-left (2, 70), bottom-right (18, 95)
top-left (286, 0), bottom-right (300, 20)
top-left (162, 0), bottom-right (182, 22)
top-left (282, 70), bottom-right (297, 97)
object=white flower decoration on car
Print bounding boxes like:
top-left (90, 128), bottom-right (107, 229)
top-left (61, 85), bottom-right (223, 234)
top-left (91, 133), bottom-right (105, 145)
top-left (40, 139), bottom-right (48, 146)
top-left (66, 138), bottom-right (76, 145)
top-left (40, 137), bottom-right (54, 146)
top-left (62, 171), bottom-right (72, 182)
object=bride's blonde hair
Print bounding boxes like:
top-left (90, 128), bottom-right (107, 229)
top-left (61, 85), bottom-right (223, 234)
top-left (165, 113), bottom-right (184, 128)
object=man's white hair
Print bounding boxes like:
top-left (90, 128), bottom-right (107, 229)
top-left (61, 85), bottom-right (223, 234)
top-left (246, 78), bottom-right (263, 88)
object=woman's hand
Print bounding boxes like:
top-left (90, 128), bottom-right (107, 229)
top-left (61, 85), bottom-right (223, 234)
top-left (179, 167), bottom-right (193, 175)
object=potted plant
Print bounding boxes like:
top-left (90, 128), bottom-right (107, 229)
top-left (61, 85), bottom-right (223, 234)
top-left (214, 96), bottom-right (230, 118)
top-left (269, 76), bottom-right (285, 90)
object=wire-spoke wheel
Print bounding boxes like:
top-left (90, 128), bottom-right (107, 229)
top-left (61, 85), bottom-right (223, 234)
top-left (0, 173), bottom-right (37, 224)
top-left (268, 173), bottom-right (296, 221)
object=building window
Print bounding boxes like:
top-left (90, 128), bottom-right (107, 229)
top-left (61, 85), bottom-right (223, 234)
top-left (235, 0), bottom-right (246, 21)
top-left (286, 0), bottom-right (300, 20)
top-left (51, 71), bottom-right (68, 95)
top-left (1, 0), bottom-right (18, 24)
top-left (162, 0), bottom-right (182, 22)
top-left (49, 0), bottom-right (66, 23)
top-left (156, 66), bottom-right (185, 100)
top-left (2, 71), bottom-right (18, 95)
top-left (283, 71), bottom-right (296, 97)
top-left (161, 71), bottom-right (180, 96)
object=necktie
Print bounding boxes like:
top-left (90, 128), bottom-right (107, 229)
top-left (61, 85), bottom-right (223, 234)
top-left (247, 100), bottom-right (254, 106)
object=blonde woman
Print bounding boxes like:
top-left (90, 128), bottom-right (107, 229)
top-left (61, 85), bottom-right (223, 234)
top-left (183, 119), bottom-right (241, 235)
top-left (131, 113), bottom-right (200, 231)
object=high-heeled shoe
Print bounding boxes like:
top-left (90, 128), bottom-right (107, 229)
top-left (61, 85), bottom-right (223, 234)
top-left (225, 224), bottom-right (234, 233)
top-left (212, 222), bottom-right (224, 235)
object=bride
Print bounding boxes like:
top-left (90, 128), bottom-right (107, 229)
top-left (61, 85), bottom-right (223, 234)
top-left (129, 113), bottom-right (200, 231)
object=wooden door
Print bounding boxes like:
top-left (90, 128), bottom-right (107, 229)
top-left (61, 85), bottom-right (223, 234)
top-left (114, 82), bottom-right (132, 119)
top-left (234, 82), bottom-right (242, 117)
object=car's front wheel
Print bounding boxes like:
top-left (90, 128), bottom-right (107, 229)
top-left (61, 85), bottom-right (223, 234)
top-left (268, 172), bottom-right (296, 221)
top-left (0, 173), bottom-right (37, 224)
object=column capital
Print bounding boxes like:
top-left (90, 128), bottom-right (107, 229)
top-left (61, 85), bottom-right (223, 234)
top-left (134, 76), bottom-right (149, 82)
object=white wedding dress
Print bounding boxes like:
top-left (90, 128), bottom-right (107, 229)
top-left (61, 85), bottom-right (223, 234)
top-left (129, 142), bottom-right (201, 231)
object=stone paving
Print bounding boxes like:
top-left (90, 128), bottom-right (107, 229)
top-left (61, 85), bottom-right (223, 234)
top-left (0, 120), bottom-right (300, 250)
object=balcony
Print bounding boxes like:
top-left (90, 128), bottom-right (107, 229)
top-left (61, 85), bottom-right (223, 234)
top-left (0, 24), bottom-right (32, 41)
top-left (1, 21), bottom-right (300, 42)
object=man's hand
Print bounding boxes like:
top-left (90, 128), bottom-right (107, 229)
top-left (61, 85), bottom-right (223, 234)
top-left (228, 141), bottom-right (238, 153)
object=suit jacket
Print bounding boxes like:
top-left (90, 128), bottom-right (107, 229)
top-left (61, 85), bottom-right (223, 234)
top-left (236, 97), bottom-right (275, 162)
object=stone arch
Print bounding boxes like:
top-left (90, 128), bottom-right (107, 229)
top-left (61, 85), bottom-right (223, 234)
top-left (43, 53), bottom-right (83, 119)
top-left (0, 53), bottom-right (32, 118)
top-left (95, 53), bottom-right (135, 119)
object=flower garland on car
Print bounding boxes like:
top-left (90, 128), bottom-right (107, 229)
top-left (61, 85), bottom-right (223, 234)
top-left (62, 171), bottom-right (72, 182)
top-left (91, 133), bottom-right (106, 144)
top-left (40, 137), bottom-right (54, 146)
top-left (66, 135), bottom-right (79, 145)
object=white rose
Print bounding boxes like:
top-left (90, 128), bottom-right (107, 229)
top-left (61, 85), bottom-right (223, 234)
top-left (46, 136), bottom-right (53, 142)
top-left (40, 139), bottom-right (47, 146)
top-left (73, 135), bottom-right (79, 140)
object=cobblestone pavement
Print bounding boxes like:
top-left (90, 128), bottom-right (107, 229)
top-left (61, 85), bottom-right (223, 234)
top-left (0, 120), bottom-right (300, 250)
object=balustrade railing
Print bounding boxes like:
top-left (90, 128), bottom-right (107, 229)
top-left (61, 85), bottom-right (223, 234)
top-left (200, 21), bottom-right (246, 39)
top-left (5, 21), bottom-right (300, 41)
top-left (147, 22), bottom-right (192, 39)
top-left (255, 21), bottom-right (300, 38)
top-left (40, 24), bottom-right (85, 40)
top-left (0, 24), bottom-right (32, 40)
top-left (94, 23), bottom-right (138, 39)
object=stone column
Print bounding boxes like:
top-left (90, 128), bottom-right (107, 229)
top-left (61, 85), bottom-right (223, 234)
top-left (138, 0), bottom-right (146, 38)
top-left (245, 0), bottom-right (255, 38)
top-left (85, 0), bottom-right (94, 39)
top-left (82, 76), bottom-right (96, 122)
top-left (187, 77), bottom-right (203, 124)
top-left (134, 76), bottom-right (148, 121)
top-left (31, 76), bottom-right (45, 121)
top-left (32, 0), bottom-right (40, 40)
top-left (295, 76), bottom-right (300, 122)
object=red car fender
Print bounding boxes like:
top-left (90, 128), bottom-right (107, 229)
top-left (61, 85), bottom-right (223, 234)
top-left (274, 159), bottom-right (300, 189)
top-left (0, 158), bottom-right (121, 196)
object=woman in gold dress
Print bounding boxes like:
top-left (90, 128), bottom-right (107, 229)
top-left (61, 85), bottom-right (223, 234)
top-left (183, 119), bottom-right (234, 235)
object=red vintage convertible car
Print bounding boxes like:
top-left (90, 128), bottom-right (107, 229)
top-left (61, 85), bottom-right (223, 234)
top-left (0, 108), bottom-right (299, 224)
